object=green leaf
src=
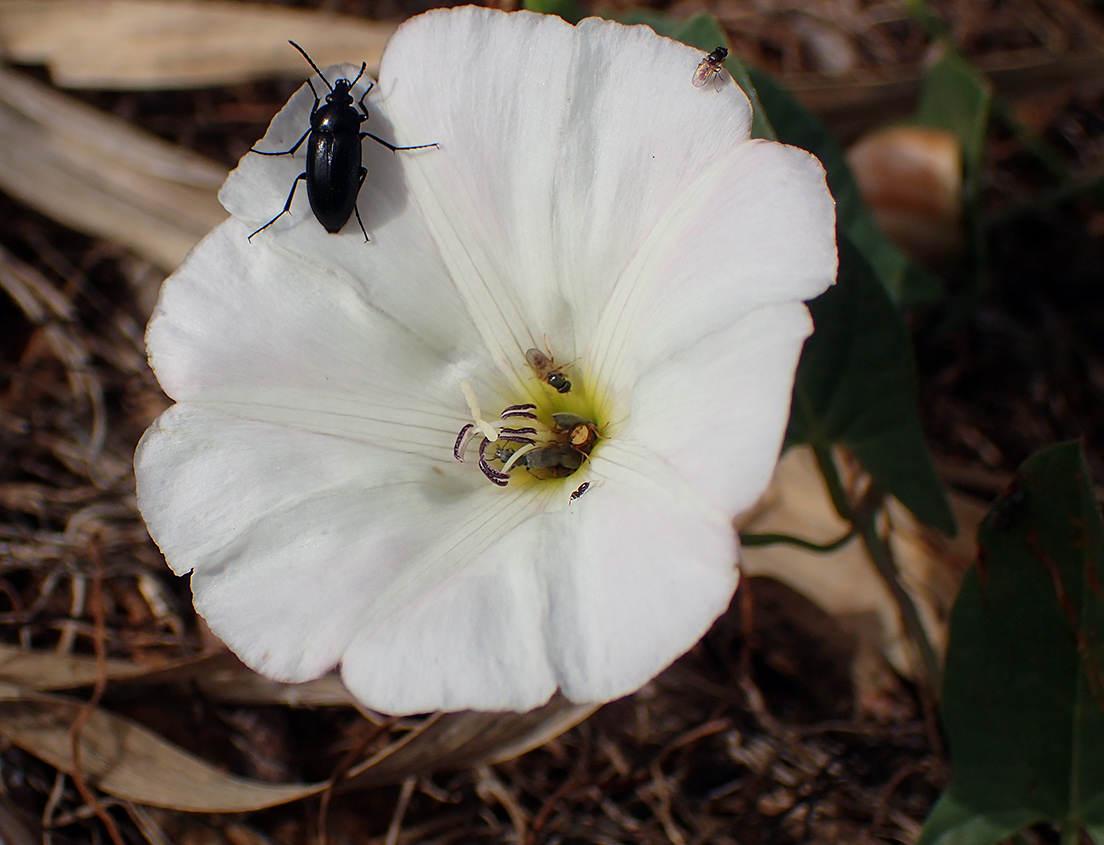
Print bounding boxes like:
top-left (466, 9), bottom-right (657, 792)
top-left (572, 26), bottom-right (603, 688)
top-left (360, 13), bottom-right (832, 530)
top-left (915, 51), bottom-right (991, 176)
top-left (667, 11), bottom-right (725, 51)
top-left (609, 9), bottom-right (721, 48)
top-left (913, 50), bottom-right (992, 304)
top-left (521, 0), bottom-right (585, 24)
top-left (919, 442), bottom-right (1104, 845)
top-left (748, 67), bottom-right (942, 306)
top-left (787, 236), bottom-right (956, 534)
top-left (720, 52), bottom-right (776, 143)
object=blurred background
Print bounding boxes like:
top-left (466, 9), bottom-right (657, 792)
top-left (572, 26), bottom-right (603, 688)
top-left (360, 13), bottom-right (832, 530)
top-left (0, 0), bottom-right (1102, 842)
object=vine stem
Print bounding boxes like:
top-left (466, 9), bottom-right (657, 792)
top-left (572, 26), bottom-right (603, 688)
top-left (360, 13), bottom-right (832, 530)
top-left (740, 528), bottom-right (854, 554)
top-left (810, 442), bottom-right (943, 694)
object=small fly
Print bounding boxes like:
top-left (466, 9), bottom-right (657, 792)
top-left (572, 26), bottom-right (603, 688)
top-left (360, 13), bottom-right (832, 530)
top-left (692, 46), bottom-right (728, 90)
top-left (525, 347), bottom-right (571, 394)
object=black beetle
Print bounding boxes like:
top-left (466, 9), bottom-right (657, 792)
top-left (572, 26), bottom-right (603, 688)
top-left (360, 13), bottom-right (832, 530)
top-left (248, 41), bottom-right (437, 241)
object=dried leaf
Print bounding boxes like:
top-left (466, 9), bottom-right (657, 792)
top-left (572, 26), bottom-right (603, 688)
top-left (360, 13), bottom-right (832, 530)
top-left (0, 644), bottom-right (362, 707)
top-left (347, 698), bottom-right (598, 788)
top-left (784, 50), bottom-right (1104, 133)
top-left (0, 0), bottom-right (397, 89)
top-left (0, 685), bottom-right (327, 811)
top-left (0, 658), bottom-right (594, 809)
top-left (739, 445), bottom-right (984, 677)
top-left (0, 645), bottom-right (171, 690)
top-left (0, 66), bottom-right (226, 270)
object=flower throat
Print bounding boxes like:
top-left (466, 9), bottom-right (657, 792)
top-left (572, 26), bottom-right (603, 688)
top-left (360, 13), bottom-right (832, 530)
top-left (452, 348), bottom-right (603, 487)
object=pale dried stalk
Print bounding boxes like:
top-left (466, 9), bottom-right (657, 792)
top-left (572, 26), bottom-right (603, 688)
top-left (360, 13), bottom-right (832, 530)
top-left (0, 0), bottom-right (397, 89)
top-left (0, 66), bottom-right (227, 270)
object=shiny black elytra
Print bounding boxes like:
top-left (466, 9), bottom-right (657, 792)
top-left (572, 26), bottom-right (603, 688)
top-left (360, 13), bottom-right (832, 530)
top-left (248, 41), bottom-right (437, 242)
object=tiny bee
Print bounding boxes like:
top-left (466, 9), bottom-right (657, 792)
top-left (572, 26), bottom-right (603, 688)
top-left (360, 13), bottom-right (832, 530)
top-left (692, 46), bottom-right (728, 90)
top-left (525, 347), bottom-right (571, 394)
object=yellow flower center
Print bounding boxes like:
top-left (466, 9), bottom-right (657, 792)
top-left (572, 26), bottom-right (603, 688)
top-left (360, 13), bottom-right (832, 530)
top-left (453, 347), bottom-right (609, 489)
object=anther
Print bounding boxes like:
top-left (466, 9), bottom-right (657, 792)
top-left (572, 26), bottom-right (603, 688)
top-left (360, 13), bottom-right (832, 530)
top-left (454, 424), bottom-right (476, 461)
top-left (477, 438), bottom-right (510, 486)
top-left (501, 404), bottom-right (538, 420)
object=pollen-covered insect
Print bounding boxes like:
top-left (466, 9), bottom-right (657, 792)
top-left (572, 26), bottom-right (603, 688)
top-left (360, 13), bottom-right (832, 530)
top-left (492, 413), bottom-right (601, 481)
top-left (553, 413), bottom-right (599, 455)
top-left (692, 46), bottom-right (728, 90)
top-left (525, 347), bottom-right (571, 394)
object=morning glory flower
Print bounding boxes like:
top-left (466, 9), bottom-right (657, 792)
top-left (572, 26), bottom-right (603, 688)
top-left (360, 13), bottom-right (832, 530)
top-left (134, 6), bottom-right (837, 715)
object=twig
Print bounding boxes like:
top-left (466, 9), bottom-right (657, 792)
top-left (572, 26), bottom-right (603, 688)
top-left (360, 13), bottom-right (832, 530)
top-left (475, 765), bottom-right (528, 843)
top-left (383, 777), bottom-right (416, 845)
top-left (315, 717), bottom-right (397, 845)
top-left (67, 536), bottom-right (124, 845)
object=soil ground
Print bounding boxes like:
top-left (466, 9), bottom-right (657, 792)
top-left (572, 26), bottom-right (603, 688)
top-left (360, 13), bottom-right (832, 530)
top-left (1, 0), bottom-right (1102, 842)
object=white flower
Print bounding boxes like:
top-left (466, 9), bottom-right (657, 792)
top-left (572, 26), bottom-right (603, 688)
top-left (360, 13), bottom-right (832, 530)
top-left (134, 6), bottom-right (837, 715)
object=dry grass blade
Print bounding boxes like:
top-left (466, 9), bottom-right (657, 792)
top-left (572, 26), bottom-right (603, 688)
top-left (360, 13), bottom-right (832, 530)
top-left (0, 685), bottom-right (328, 811)
top-left (346, 698), bottom-right (599, 789)
top-left (0, 245), bottom-right (109, 473)
top-left (0, 645), bottom-right (241, 693)
top-left (191, 659), bottom-right (360, 706)
top-left (0, 0), bottom-right (398, 89)
top-left (0, 66), bottom-right (226, 271)
top-left (0, 640), bottom-right (360, 706)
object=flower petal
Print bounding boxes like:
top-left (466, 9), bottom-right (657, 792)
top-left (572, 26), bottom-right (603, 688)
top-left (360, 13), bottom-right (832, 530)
top-left (587, 139), bottom-right (837, 402)
top-left (625, 301), bottom-right (814, 511)
top-left (136, 403), bottom-right (547, 685)
top-left (217, 64), bottom-right (453, 341)
top-left (340, 513), bottom-right (557, 713)
top-left (136, 7), bottom-right (837, 717)
top-left (146, 218), bottom-right (510, 453)
top-left (339, 442), bottom-right (739, 713)
top-left (379, 8), bottom-right (754, 376)
top-left (542, 442), bottom-right (739, 702)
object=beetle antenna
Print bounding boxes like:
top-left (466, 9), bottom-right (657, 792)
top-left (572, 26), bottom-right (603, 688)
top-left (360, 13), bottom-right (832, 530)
top-left (349, 62), bottom-right (367, 88)
top-left (288, 41), bottom-right (334, 92)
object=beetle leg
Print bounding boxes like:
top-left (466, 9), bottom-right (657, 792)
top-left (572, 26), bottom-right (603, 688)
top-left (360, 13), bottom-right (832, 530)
top-left (356, 80), bottom-right (376, 120)
top-left (360, 132), bottom-right (439, 153)
top-left (248, 172), bottom-right (306, 240)
top-left (250, 126), bottom-right (311, 157)
top-left (352, 168), bottom-right (369, 242)
top-left (304, 77), bottom-right (322, 107)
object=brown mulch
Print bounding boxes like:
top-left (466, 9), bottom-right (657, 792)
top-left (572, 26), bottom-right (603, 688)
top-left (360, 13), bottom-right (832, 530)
top-left (1, 0), bottom-right (1103, 842)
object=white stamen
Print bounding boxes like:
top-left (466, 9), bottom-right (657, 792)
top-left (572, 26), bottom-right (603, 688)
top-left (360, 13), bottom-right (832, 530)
top-left (501, 443), bottom-right (539, 473)
top-left (460, 380), bottom-right (500, 442)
